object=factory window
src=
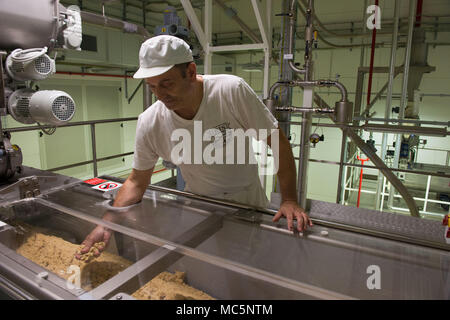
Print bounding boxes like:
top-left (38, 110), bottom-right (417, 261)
top-left (80, 34), bottom-right (98, 52)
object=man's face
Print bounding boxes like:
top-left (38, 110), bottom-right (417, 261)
top-left (145, 64), bottom-right (193, 110)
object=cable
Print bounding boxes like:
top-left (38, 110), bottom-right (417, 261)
top-left (9, 47), bottom-right (48, 63)
top-left (37, 122), bottom-right (57, 135)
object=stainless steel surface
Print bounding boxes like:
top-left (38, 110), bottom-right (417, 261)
top-left (30, 196), bottom-right (351, 299)
top-left (334, 101), bottom-right (354, 124)
top-left (0, 166), bottom-right (79, 205)
top-left (0, 0), bottom-right (59, 50)
top-left (0, 176), bottom-right (448, 299)
top-left (80, 214), bottom-right (224, 300)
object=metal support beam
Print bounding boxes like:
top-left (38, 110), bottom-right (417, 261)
top-left (209, 43), bottom-right (266, 52)
top-left (389, 0), bottom-right (417, 208)
top-left (180, 0), bottom-right (207, 48)
top-left (376, 0), bottom-right (400, 211)
top-left (214, 0), bottom-right (261, 43)
top-left (127, 80), bottom-right (143, 105)
top-left (251, 0), bottom-right (269, 47)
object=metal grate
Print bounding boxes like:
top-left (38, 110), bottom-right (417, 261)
top-left (309, 200), bottom-right (446, 244)
top-left (11, 61), bottom-right (24, 73)
top-left (34, 56), bottom-right (52, 74)
top-left (16, 97), bottom-right (31, 118)
top-left (52, 96), bottom-right (75, 121)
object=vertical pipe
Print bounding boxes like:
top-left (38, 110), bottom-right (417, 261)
top-left (336, 128), bottom-right (348, 203)
top-left (90, 123), bottom-right (98, 177)
top-left (376, 0), bottom-right (399, 210)
top-left (423, 175), bottom-right (431, 212)
top-left (297, 88), bottom-right (313, 208)
top-left (338, 0), bottom-right (366, 203)
top-left (366, 0), bottom-right (379, 116)
top-left (142, 0), bottom-right (146, 28)
top-left (379, 176), bottom-right (386, 211)
top-left (296, 0), bottom-right (314, 208)
top-left (415, 0), bottom-right (424, 27)
top-left (143, 81), bottom-right (152, 111)
top-left (389, 0), bottom-right (417, 208)
top-left (122, 0), bottom-right (127, 22)
top-left (341, 164), bottom-right (348, 204)
top-left (0, 53), bottom-right (5, 132)
top-left (273, 0), bottom-right (295, 195)
top-left (204, 0), bottom-right (213, 75)
top-left (262, 0), bottom-right (273, 194)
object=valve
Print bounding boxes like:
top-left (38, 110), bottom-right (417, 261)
top-left (309, 133), bottom-right (324, 147)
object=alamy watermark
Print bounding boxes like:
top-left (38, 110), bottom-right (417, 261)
top-left (66, 265), bottom-right (81, 290)
top-left (366, 265), bottom-right (381, 290)
top-left (170, 121), bottom-right (279, 175)
top-left (367, 5), bottom-right (381, 30)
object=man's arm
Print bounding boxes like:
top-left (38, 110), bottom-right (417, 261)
top-left (113, 167), bottom-right (154, 207)
top-left (76, 167), bottom-right (154, 259)
top-left (267, 129), bottom-right (313, 232)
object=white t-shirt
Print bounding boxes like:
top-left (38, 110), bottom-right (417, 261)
top-left (132, 74), bottom-right (278, 207)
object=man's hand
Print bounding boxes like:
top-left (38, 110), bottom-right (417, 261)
top-left (272, 200), bottom-right (313, 232)
top-left (75, 225), bottom-right (112, 260)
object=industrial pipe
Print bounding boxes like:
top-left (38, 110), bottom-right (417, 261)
top-left (276, 106), bottom-right (334, 113)
top-left (80, 11), bottom-right (151, 38)
top-left (286, 0), bottom-right (307, 75)
top-left (276, 66), bottom-right (421, 217)
top-left (55, 71), bottom-right (133, 78)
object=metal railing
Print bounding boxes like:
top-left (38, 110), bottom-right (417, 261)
top-left (342, 152), bottom-right (450, 218)
top-left (2, 117), bottom-right (139, 177)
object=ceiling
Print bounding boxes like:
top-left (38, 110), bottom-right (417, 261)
top-left (61, 0), bottom-right (450, 47)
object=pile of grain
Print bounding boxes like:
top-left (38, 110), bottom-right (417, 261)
top-left (15, 225), bottom-right (214, 299)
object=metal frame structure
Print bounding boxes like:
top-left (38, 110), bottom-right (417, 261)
top-left (180, 0), bottom-right (272, 187)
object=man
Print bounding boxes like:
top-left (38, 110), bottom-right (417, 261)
top-left (77, 35), bottom-right (312, 258)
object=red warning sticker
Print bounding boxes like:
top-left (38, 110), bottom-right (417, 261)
top-left (92, 181), bottom-right (122, 192)
top-left (84, 178), bottom-right (108, 185)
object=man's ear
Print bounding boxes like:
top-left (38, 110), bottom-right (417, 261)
top-left (187, 62), bottom-right (197, 81)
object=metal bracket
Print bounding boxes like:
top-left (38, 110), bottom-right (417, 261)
top-left (109, 292), bottom-right (135, 300)
top-left (0, 175), bottom-right (58, 199)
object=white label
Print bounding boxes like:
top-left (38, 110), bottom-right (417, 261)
top-left (283, 53), bottom-right (293, 60)
top-left (0, 220), bottom-right (6, 228)
top-left (92, 181), bottom-right (123, 192)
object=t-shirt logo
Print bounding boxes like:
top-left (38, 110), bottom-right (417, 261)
top-left (214, 122), bottom-right (232, 146)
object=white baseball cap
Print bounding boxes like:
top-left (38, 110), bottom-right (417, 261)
top-left (133, 35), bottom-right (193, 79)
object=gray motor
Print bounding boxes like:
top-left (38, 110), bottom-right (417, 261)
top-left (5, 48), bottom-right (55, 81)
top-left (8, 89), bottom-right (76, 126)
